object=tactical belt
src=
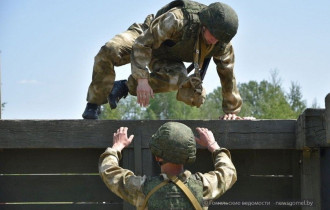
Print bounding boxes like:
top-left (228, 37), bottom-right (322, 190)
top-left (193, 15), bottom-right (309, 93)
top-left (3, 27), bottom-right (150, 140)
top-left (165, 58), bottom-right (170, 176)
top-left (140, 176), bottom-right (203, 210)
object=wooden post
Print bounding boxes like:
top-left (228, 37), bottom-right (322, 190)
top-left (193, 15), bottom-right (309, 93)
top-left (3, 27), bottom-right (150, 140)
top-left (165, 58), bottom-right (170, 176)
top-left (0, 50), bottom-right (2, 119)
top-left (326, 93), bottom-right (330, 144)
top-left (321, 93), bottom-right (330, 209)
top-left (321, 147), bottom-right (330, 210)
top-left (301, 149), bottom-right (321, 210)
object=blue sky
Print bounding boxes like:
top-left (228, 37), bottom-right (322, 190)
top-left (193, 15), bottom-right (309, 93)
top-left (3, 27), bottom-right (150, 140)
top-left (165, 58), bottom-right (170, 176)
top-left (1, 0), bottom-right (329, 119)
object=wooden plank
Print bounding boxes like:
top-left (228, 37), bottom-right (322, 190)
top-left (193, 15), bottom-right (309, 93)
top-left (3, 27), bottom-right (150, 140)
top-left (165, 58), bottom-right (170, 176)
top-left (213, 176), bottom-right (295, 210)
top-left (0, 149), bottom-right (302, 209)
top-left (186, 150), bottom-right (298, 176)
top-left (0, 175), bottom-right (120, 202)
top-left (141, 120), bottom-right (296, 150)
top-left (142, 148), bottom-right (160, 176)
top-left (0, 204), bottom-right (122, 210)
top-left (300, 149), bottom-right (321, 210)
top-left (0, 120), bottom-right (297, 149)
top-left (321, 148), bottom-right (330, 210)
top-left (296, 111), bottom-right (306, 150)
top-left (296, 108), bottom-right (327, 149)
top-left (185, 149), bottom-right (214, 174)
top-left (292, 149), bottom-right (302, 204)
top-left (221, 132), bottom-right (295, 149)
top-left (0, 120), bottom-right (140, 149)
top-left (0, 149), bottom-right (104, 174)
top-left (189, 149), bottom-right (301, 210)
top-left (133, 128), bottom-right (142, 176)
top-left (121, 149), bottom-right (135, 210)
top-left (0, 51), bottom-right (2, 119)
top-left (122, 149), bottom-right (135, 172)
top-left (232, 150), bottom-right (299, 176)
top-left (142, 149), bottom-right (298, 178)
top-left (326, 93), bottom-right (330, 144)
top-left (304, 109), bottom-right (327, 148)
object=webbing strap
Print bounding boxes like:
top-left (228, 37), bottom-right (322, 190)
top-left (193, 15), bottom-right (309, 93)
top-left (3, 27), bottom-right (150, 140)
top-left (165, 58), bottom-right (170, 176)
top-left (169, 176), bottom-right (203, 210)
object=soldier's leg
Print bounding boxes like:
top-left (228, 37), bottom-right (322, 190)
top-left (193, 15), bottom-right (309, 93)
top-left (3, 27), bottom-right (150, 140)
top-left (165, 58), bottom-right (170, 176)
top-left (87, 24), bottom-right (145, 105)
top-left (83, 19), bottom-right (152, 119)
top-left (127, 58), bottom-right (188, 95)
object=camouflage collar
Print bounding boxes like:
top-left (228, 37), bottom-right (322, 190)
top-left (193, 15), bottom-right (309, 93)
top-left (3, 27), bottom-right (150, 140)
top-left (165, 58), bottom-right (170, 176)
top-left (160, 170), bottom-right (192, 183)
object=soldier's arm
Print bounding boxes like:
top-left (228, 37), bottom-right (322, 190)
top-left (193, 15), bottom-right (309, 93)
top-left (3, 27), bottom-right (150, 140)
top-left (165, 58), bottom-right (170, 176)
top-left (195, 127), bottom-right (237, 200)
top-left (131, 8), bottom-right (185, 80)
top-left (99, 148), bottom-right (146, 207)
top-left (98, 127), bottom-right (146, 207)
top-left (196, 148), bottom-right (237, 201)
top-left (213, 42), bottom-right (242, 115)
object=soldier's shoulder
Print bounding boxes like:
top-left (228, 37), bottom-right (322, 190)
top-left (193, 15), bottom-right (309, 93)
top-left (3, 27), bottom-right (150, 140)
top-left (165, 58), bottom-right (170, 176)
top-left (162, 7), bottom-right (185, 23)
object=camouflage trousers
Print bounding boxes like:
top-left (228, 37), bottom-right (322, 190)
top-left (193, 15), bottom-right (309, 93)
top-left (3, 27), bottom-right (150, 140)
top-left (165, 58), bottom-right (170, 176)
top-left (86, 19), bottom-right (205, 107)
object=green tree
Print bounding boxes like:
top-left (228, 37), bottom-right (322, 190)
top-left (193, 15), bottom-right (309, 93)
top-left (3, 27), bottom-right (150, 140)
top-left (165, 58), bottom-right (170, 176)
top-left (199, 87), bottom-right (224, 119)
top-left (100, 71), bottom-right (307, 120)
top-left (237, 81), bottom-right (261, 117)
top-left (100, 95), bottom-right (143, 120)
top-left (145, 91), bottom-right (202, 120)
top-left (311, 98), bottom-right (320, 108)
top-left (287, 81), bottom-right (306, 114)
top-left (238, 71), bottom-right (298, 119)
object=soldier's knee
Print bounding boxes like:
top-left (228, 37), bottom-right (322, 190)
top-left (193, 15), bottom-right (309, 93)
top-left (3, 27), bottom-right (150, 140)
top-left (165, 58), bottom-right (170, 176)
top-left (94, 44), bottom-right (120, 65)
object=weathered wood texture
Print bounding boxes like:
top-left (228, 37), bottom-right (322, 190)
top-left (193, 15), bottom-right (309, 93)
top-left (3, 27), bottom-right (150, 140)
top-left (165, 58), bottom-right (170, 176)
top-left (296, 107), bottom-right (328, 210)
top-left (326, 93), bottom-right (330, 144)
top-left (296, 109), bottom-right (328, 149)
top-left (0, 53), bottom-right (2, 120)
top-left (300, 149), bottom-right (321, 210)
top-left (321, 148), bottom-right (330, 210)
top-left (0, 204), bottom-right (122, 210)
top-left (0, 120), bottom-right (296, 149)
top-left (0, 148), bottom-right (301, 210)
top-left (0, 102), bottom-right (329, 210)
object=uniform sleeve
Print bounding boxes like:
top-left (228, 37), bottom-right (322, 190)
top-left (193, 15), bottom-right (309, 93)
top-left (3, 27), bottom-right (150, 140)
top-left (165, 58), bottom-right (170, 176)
top-left (98, 147), bottom-right (146, 207)
top-left (213, 43), bottom-right (242, 114)
top-left (131, 8), bottom-right (185, 79)
top-left (196, 148), bottom-right (237, 201)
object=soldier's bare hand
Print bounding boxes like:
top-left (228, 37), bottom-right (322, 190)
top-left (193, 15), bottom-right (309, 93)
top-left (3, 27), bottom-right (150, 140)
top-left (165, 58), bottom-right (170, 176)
top-left (242, 116), bottom-right (256, 120)
top-left (219, 114), bottom-right (242, 120)
top-left (195, 127), bottom-right (220, 152)
top-left (137, 78), bottom-right (154, 107)
top-left (112, 127), bottom-right (134, 151)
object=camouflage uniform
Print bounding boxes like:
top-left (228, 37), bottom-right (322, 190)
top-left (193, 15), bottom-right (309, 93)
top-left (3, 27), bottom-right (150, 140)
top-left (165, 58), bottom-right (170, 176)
top-left (99, 147), bottom-right (237, 209)
top-left (87, 4), bottom-right (242, 114)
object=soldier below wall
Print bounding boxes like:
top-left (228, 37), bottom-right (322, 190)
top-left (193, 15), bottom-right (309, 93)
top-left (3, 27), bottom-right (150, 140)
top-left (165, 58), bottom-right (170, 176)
top-left (99, 122), bottom-right (237, 209)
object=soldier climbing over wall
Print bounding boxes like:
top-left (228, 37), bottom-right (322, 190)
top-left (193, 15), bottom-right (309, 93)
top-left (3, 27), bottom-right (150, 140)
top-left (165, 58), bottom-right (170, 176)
top-left (83, 0), bottom-right (244, 120)
top-left (99, 122), bottom-right (237, 209)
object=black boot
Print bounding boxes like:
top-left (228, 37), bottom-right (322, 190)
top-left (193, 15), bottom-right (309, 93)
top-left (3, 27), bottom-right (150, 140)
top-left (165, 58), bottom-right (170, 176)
top-left (82, 103), bottom-right (101, 119)
top-left (108, 80), bottom-right (129, 109)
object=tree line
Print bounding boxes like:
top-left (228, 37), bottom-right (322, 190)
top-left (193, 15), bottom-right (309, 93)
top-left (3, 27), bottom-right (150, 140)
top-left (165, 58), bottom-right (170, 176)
top-left (100, 71), bottom-right (313, 120)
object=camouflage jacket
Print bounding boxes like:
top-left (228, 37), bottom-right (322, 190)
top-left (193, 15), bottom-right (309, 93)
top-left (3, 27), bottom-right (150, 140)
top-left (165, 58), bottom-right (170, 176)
top-left (99, 147), bottom-right (237, 209)
top-left (131, 8), bottom-right (242, 114)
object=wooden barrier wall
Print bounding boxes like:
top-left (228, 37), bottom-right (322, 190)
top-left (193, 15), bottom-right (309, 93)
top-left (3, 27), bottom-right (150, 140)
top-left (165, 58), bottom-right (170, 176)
top-left (0, 94), bottom-right (329, 210)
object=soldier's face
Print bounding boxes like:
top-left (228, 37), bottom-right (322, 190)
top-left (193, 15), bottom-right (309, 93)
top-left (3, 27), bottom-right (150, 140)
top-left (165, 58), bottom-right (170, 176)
top-left (203, 27), bottom-right (218, 45)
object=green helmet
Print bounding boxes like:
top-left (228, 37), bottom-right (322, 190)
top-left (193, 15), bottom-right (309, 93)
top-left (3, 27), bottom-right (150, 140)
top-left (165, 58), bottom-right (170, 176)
top-left (150, 122), bottom-right (196, 164)
top-left (199, 2), bottom-right (238, 43)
